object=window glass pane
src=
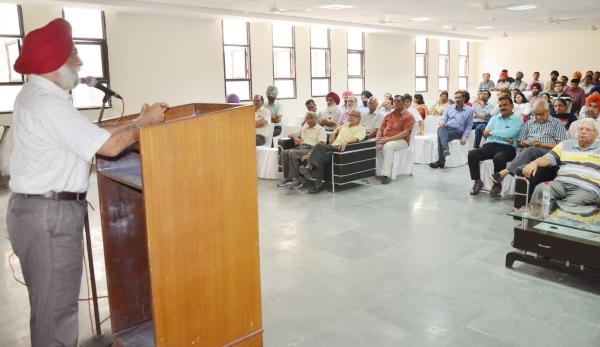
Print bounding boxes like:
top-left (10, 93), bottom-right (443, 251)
top-left (415, 77), bottom-right (427, 92)
top-left (223, 20), bottom-right (248, 45)
top-left (415, 37), bottom-right (427, 54)
top-left (438, 38), bottom-right (449, 55)
top-left (415, 54), bottom-right (426, 76)
top-left (64, 8), bottom-right (103, 39)
top-left (311, 49), bottom-right (328, 77)
top-left (224, 46), bottom-right (248, 79)
top-left (348, 78), bottom-right (363, 95)
top-left (438, 77), bottom-right (448, 91)
top-left (347, 52), bottom-right (362, 76)
top-left (438, 55), bottom-right (448, 77)
top-left (459, 56), bottom-right (468, 76)
top-left (311, 27), bottom-right (328, 48)
top-left (347, 29), bottom-right (363, 50)
top-left (274, 48), bottom-right (293, 78)
top-left (459, 77), bottom-right (467, 90)
top-left (76, 44), bottom-right (104, 78)
top-left (312, 78), bottom-right (329, 96)
top-left (0, 4), bottom-right (21, 35)
top-left (272, 23), bottom-right (293, 47)
top-left (274, 79), bottom-right (294, 98)
top-left (72, 82), bottom-right (107, 108)
top-left (1, 37), bottom-right (21, 82)
top-left (226, 80), bottom-right (250, 101)
top-left (459, 40), bottom-right (468, 56)
top-left (0, 85), bottom-right (22, 112)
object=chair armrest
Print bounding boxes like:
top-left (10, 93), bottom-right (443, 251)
top-left (278, 137), bottom-right (295, 150)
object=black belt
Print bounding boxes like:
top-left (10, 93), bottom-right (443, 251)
top-left (18, 191), bottom-right (87, 201)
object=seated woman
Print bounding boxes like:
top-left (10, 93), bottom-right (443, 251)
top-left (553, 98), bottom-right (577, 129)
top-left (513, 92), bottom-right (531, 122)
top-left (541, 92), bottom-right (556, 117)
top-left (430, 91), bottom-right (451, 116)
top-left (412, 94), bottom-right (428, 120)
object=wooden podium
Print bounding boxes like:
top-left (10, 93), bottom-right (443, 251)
top-left (95, 103), bottom-right (263, 346)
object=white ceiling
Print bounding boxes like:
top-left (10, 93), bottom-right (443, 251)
top-left (48, 0), bottom-right (600, 40)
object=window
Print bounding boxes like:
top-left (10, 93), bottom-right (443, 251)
top-left (415, 37), bottom-right (427, 92)
top-left (63, 7), bottom-right (111, 109)
top-left (272, 23), bottom-right (295, 99)
top-left (310, 27), bottom-right (330, 97)
top-left (458, 40), bottom-right (469, 90)
top-left (438, 38), bottom-right (449, 91)
top-left (0, 3), bottom-right (23, 113)
top-left (223, 20), bottom-right (251, 101)
top-left (347, 29), bottom-right (364, 95)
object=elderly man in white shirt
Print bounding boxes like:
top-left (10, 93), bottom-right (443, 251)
top-left (360, 97), bottom-right (382, 138)
top-left (569, 94), bottom-right (600, 139)
top-left (253, 94), bottom-right (271, 146)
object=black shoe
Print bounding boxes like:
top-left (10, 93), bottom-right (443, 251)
top-left (429, 161), bottom-right (445, 169)
top-left (277, 178), bottom-right (294, 187)
top-left (289, 179), bottom-right (304, 190)
top-left (308, 183), bottom-right (325, 194)
top-left (470, 180), bottom-right (484, 195)
top-left (299, 165), bottom-right (313, 180)
top-left (491, 172), bottom-right (502, 184)
top-left (381, 176), bottom-right (391, 184)
top-left (490, 183), bottom-right (502, 197)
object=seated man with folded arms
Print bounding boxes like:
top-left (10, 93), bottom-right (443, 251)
top-left (320, 92), bottom-right (342, 132)
top-left (472, 90), bottom-right (495, 149)
top-left (468, 95), bottom-right (522, 195)
top-left (523, 118), bottom-right (600, 208)
top-left (301, 98), bottom-right (322, 126)
top-left (376, 95), bottom-right (415, 184)
top-left (360, 96), bottom-right (382, 138)
top-left (300, 109), bottom-right (366, 194)
top-left (429, 91), bottom-right (473, 169)
top-left (278, 112), bottom-right (327, 189)
top-left (253, 94), bottom-right (271, 146)
top-left (490, 100), bottom-right (566, 197)
top-left (569, 94), bottom-right (600, 139)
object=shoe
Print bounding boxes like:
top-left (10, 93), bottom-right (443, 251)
top-left (277, 178), bottom-right (294, 187)
top-left (470, 180), bottom-right (483, 195)
top-left (299, 165), bottom-right (313, 180)
top-left (308, 183), bottom-right (325, 194)
top-left (429, 161), bottom-right (445, 169)
top-left (490, 183), bottom-right (502, 197)
top-left (381, 176), bottom-right (391, 184)
top-left (490, 172), bottom-right (502, 184)
top-left (443, 147), bottom-right (451, 157)
top-left (289, 179), bottom-right (304, 189)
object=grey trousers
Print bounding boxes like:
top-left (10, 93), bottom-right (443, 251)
top-left (7, 194), bottom-right (86, 347)
top-left (532, 180), bottom-right (598, 206)
top-left (282, 145), bottom-right (312, 179)
top-left (507, 146), bottom-right (550, 175)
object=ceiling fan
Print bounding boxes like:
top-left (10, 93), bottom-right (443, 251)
top-left (544, 15), bottom-right (580, 24)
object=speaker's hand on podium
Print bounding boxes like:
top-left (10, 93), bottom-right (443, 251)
top-left (136, 102), bottom-right (169, 127)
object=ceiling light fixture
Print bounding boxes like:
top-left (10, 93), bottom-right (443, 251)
top-left (474, 26), bottom-right (494, 29)
top-left (318, 4), bottom-right (354, 10)
top-left (506, 4), bottom-right (538, 11)
top-left (410, 17), bottom-right (432, 22)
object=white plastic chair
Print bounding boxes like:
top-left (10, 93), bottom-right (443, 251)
top-left (375, 122), bottom-right (419, 179)
top-left (479, 159), bottom-right (515, 196)
top-left (411, 115), bottom-right (441, 164)
top-left (256, 123), bottom-right (280, 179)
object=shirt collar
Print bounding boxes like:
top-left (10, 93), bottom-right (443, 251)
top-left (28, 74), bottom-right (72, 102)
top-left (575, 140), bottom-right (600, 151)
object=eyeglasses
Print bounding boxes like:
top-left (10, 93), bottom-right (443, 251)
top-left (533, 112), bottom-right (546, 116)
top-left (393, 99), bottom-right (403, 103)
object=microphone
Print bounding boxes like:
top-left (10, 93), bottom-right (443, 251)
top-left (81, 76), bottom-right (122, 99)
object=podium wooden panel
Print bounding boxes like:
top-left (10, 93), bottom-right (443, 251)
top-left (96, 103), bottom-right (263, 346)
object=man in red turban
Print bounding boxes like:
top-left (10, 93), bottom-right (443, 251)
top-left (8, 18), bottom-right (167, 347)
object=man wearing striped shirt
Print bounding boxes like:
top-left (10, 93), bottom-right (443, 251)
top-left (491, 100), bottom-right (566, 196)
top-left (523, 118), bottom-right (600, 207)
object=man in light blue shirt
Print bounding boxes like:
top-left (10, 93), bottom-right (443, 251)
top-left (468, 95), bottom-right (523, 195)
top-left (429, 91), bottom-right (473, 169)
top-left (472, 90), bottom-right (495, 148)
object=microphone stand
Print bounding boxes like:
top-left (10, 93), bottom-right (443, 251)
top-left (81, 92), bottom-right (112, 347)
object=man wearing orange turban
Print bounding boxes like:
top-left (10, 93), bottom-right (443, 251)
top-left (568, 93), bottom-right (600, 139)
top-left (8, 18), bottom-right (167, 347)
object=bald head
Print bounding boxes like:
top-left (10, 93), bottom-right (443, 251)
top-left (348, 109), bottom-right (361, 126)
top-left (532, 100), bottom-right (550, 123)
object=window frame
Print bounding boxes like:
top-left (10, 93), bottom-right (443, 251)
top-left (62, 8), bottom-right (112, 110)
top-left (347, 30), bottom-right (364, 95)
top-left (0, 4), bottom-right (24, 114)
top-left (222, 20), bottom-right (252, 102)
top-left (458, 40), bottom-right (469, 90)
top-left (438, 38), bottom-right (449, 92)
top-left (272, 24), bottom-right (296, 100)
top-left (415, 37), bottom-right (428, 93)
top-left (310, 28), bottom-right (331, 97)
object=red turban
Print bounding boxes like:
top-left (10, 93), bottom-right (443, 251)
top-left (530, 82), bottom-right (541, 90)
top-left (342, 90), bottom-right (353, 98)
top-left (499, 71), bottom-right (508, 79)
top-left (14, 18), bottom-right (73, 75)
top-left (326, 92), bottom-right (340, 105)
top-left (586, 93), bottom-right (600, 106)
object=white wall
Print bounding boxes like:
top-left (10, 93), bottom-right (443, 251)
top-left (471, 32), bottom-right (600, 87)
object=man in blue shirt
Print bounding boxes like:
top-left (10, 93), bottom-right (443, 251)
top-left (468, 95), bottom-right (523, 195)
top-left (471, 90), bottom-right (495, 149)
top-left (429, 91), bottom-right (473, 169)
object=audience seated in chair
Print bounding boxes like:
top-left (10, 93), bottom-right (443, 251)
top-left (301, 98), bottom-right (322, 126)
top-left (320, 92), bottom-right (341, 131)
top-left (360, 97), bottom-right (382, 138)
top-left (430, 91), bottom-right (452, 116)
top-left (375, 95), bottom-right (415, 184)
top-left (429, 91), bottom-right (473, 169)
top-left (521, 118), bottom-right (600, 209)
top-left (472, 90), bottom-right (495, 149)
top-left (569, 93), bottom-right (600, 139)
top-left (490, 100), bottom-right (566, 197)
top-left (403, 93), bottom-right (424, 136)
top-left (253, 94), bottom-right (271, 146)
top-left (301, 110), bottom-right (366, 194)
top-left (553, 98), bottom-right (577, 129)
top-left (278, 112), bottom-right (327, 189)
top-left (358, 90), bottom-right (373, 114)
top-left (468, 95), bottom-right (522, 195)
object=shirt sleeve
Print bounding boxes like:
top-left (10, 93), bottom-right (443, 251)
top-left (404, 114), bottom-right (415, 133)
top-left (462, 110), bottom-right (474, 140)
top-left (554, 122), bottom-right (567, 142)
top-left (441, 107), bottom-right (449, 123)
top-left (355, 126), bottom-right (367, 141)
top-left (318, 127), bottom-right (327, 143)
top-left (544, 142), bottom-right (562, 166)
top-left (519, 121), bottom-right (530, 141)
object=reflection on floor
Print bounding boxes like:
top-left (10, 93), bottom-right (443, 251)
top-left (1, 165), bottom-right (599, 347)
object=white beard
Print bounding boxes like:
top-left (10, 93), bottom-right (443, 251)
top-left (57, 64), bottom-right (80, 90)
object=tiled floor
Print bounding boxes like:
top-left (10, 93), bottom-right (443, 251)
top-left (1, 164), bottom-right (599, 347)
